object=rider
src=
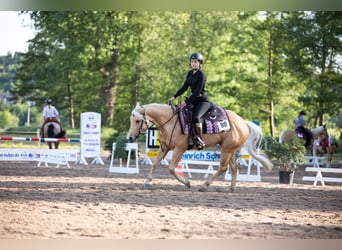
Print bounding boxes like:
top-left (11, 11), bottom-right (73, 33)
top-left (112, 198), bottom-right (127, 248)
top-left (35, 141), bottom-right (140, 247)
top-left (295, 110), bottom-right (312, 148)
top-left (41, 98), bottom-right (62, 136)
top-left (168, 52), bottom-right (210, 150)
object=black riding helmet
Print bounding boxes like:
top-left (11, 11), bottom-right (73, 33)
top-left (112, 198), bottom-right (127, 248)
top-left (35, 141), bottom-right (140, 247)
top-left (46, 98), bottom-right (52, 104)
top-left (189, 52), bottom-right (203, 64)
top-left (299, 110), bottom-right (306, 115)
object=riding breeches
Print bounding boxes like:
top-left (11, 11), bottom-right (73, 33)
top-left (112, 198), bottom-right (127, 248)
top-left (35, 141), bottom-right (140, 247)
top-left (192, 102), bottom-right (211, 123)
top-left (296, 126), bottom-right (312, 139)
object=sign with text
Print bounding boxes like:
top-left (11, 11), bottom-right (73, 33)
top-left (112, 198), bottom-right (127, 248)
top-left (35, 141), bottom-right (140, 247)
top-left (147, 127), bottom-right (160, 148)
top-left (0, 149), bottom-right (78, 162)
top-left (80, 112), bottom-right (101, 158)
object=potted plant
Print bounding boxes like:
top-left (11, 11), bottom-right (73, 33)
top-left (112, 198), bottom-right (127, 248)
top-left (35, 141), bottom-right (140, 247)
top-left (265, 136), bottom-right (306, 184)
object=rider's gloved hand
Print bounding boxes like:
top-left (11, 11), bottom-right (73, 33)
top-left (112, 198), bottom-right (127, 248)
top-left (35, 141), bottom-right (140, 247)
top-left (168, 97), bottom-right (175, 105)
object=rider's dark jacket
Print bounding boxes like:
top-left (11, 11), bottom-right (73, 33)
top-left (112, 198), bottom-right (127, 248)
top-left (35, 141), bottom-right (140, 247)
top-left (173, 69), bottom-right (209, 105)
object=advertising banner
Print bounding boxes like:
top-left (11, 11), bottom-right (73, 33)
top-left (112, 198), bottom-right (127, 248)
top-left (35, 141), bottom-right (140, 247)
top-left (0, 149), bottom-right (78, 163)
top-left (77, 112), bottom-right (104, 165)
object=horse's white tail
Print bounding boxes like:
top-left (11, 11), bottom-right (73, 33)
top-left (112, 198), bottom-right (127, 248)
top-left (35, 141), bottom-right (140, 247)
top-left (244, 121), bottom-right (273, 172)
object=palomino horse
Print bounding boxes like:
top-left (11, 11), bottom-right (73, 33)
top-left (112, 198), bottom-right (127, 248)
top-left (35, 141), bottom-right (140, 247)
top-left (314, 135), bottom-right (338, 167)
top-left (127, 103), bottom-right (273, 192)
top-left (41, 122), bottom-right (65, 149)
top-left (279, 125), bottom-right (329, 146)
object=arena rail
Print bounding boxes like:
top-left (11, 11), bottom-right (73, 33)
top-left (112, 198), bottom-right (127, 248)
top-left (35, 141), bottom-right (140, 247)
top-left (175, 154), bottom-right (262, 182)
top-left (0, 136), bottom-right (81, 167)
top-left (302, 167), bottom-right (342, 186)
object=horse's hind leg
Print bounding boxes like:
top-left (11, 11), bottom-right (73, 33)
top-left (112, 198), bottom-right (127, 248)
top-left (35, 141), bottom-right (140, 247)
top-left (228, 155), bottom-right (237, 191)
top-left (198, 152), bottom-right (232, 192)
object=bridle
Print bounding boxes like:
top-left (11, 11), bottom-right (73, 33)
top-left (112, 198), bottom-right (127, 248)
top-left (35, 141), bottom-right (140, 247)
top-left (131, 106), bottom-right (179, 148)
top-left (131, 110), bottom-right (150, 137)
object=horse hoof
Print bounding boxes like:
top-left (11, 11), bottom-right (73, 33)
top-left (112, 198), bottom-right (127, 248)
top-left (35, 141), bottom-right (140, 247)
top-left (198, 186), bottom-right (207, 192)
top-left (143, 183), bottom-right (151, 189)
top-left (185, 181), bottom-right (191, 188)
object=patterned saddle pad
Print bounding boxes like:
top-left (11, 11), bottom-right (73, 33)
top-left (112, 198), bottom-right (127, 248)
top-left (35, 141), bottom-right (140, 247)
top-left (295, 131), bottom-right (307, 140)
top-left (178, 103), bottom-right (231, 134)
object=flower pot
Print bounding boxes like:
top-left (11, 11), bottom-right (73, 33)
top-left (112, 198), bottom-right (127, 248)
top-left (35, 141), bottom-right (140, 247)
top-left (279, 170), bottom-right (295, 184)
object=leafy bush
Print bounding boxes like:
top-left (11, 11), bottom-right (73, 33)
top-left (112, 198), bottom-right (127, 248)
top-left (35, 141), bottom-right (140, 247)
top-left (113, 134), bottom-right (128, 159)
top-left (264, 136), bottom-right (306, 171)
top-left (0, 110), bottom-right (19, 128)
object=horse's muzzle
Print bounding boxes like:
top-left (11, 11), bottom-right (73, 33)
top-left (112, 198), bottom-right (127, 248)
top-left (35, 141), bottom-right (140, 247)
top-left (127, 134), bottom-right (137, 143)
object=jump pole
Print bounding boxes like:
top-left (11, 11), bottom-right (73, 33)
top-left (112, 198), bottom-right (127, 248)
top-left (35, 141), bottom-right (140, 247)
top-left (0, 136), bottom-right (80, 143)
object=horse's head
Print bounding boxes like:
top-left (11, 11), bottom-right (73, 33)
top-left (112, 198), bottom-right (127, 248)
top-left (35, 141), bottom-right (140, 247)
top-left (329, 135), bottom-right (338, 147)
top-left (326, 134), bottom-right (338, 154)
top-left (127, 103), bottom-right (149, 142)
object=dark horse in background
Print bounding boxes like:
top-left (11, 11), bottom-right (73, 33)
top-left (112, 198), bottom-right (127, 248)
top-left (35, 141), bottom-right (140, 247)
top-left (41, 122), bottom-right (66, 149)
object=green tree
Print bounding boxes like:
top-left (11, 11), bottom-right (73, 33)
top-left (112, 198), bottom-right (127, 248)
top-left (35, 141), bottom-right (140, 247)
top-left (0, 110), bottom-right (19, 128)
top-left (9, 11), bottom-right (341, 137)
top-left (283, 11), bottom-right (342, 126)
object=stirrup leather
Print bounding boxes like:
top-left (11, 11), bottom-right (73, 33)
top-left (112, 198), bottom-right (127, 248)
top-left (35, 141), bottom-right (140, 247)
top-left (194, 123), bottom-right (205, 149)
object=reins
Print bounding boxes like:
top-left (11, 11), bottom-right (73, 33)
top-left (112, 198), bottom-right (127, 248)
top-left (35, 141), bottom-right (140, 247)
top-left (164, 106), bottom-right (179, 150)
top-left (134, 105), bottom-right (179, 152)
top-left (150, 105), bottom-right (179, 152)
top-left (158, 105), bottom-right (178, 128)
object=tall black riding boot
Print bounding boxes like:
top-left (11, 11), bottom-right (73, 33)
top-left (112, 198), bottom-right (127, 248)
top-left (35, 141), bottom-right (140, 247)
top-left (194, 123), bottom-right (205, 150)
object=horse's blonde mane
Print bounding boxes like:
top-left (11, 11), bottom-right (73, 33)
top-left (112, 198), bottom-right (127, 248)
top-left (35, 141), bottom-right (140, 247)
top-left (144, 103), bottom-right (173, 121)
top-left (131, 102), bottom-right (147, 121)
top-left (132, 103), bottom-right (172, 122)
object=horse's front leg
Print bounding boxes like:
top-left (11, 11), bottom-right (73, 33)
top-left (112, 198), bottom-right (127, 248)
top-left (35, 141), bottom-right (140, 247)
top-left (198, 153), bottom-right (232, 192)
top-left (143, 147), bottom-right (169, 189)
top-left (168, 149), bottom-right (190, 188)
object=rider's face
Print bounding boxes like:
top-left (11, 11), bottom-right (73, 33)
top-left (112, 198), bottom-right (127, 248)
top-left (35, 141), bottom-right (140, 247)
top-left (190, 59), bottom-right (200, 70)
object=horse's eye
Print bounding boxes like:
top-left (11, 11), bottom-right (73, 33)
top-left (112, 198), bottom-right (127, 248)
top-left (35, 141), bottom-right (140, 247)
top-left (135, 120), bottom-right (140, 124)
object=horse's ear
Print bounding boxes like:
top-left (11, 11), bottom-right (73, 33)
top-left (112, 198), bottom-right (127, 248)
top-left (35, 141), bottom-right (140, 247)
top-left (135, 102), bottom-right (141, 109)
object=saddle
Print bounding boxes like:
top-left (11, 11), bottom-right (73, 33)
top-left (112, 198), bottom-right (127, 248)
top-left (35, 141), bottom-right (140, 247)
top-left (41, 119), bottom-right (65, 138)
top-left (296, 133), bottom-right (305, 139)
top-left (178, 102), bottom-right (231, 134)
top-left (295, 129), bottom-right (309, 140)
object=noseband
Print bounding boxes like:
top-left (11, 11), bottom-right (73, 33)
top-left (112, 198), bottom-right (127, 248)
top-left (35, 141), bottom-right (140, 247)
top-left (137, 118), bottom-right (148, 136)
top-left (131, 110), bottom-right (149, 137)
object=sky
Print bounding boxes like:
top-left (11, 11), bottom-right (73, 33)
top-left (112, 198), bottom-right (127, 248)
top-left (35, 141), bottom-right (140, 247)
top-left (0, 11), bottom-right (35, 56)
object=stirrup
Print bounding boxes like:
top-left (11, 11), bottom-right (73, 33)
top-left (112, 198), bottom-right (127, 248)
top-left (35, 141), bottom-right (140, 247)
top-left (196, 139), bottom-right (205, 150)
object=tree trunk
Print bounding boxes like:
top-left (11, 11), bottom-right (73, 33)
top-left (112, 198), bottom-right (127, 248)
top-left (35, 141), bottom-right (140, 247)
top-left (100, 48), bottom-right (120, 127)
top-left (269, 101), bottom-right (275, 137)
top-left (67, 71), bottom-right (75, 129)
top-left (267, 29), bottom-right (275, 137)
